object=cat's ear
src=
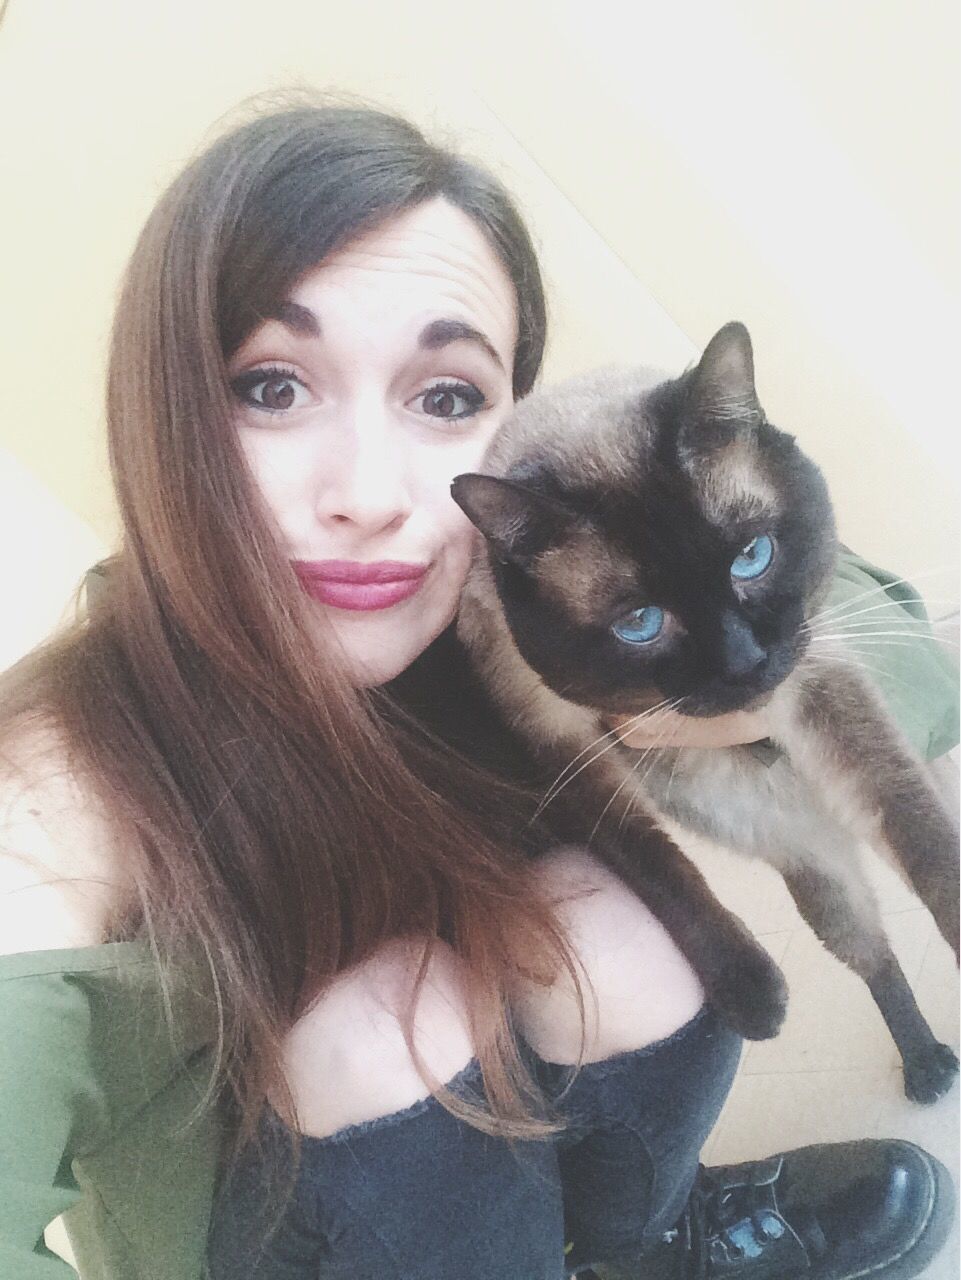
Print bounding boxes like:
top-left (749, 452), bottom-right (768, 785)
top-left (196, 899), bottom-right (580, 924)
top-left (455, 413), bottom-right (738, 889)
top-left (451, 474), bottom-right (577, 565)
top-left (681, 322), bottom-right (763, 446)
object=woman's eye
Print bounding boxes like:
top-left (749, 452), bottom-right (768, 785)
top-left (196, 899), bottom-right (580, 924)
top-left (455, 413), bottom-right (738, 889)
top-left (230, 367), bottom-right (311, 415)
top-left (612, 605), bottom-right (666, 646)
top-left (416, 381), bottom-right (487, 421)
top-left (730, 533), bottom-right (775, 581)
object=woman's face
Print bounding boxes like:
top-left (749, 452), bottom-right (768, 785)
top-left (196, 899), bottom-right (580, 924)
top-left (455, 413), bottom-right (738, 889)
top-left (227, 197), bottom-right (519, 685)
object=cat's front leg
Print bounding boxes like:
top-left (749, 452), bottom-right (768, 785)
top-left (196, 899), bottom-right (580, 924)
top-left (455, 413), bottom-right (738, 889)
top-left (604, 820), bottom-right (790, 1042)
top-left (782, 859), bottom-right (958, 1103)
top-left (545, 757), bottom-right (788, 1040)
top-left (776, 665), bottom-right (960, 960)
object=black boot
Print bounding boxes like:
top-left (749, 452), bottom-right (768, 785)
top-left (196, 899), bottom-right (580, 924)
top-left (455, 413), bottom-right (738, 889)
top-left (588, 1139), bottom-right (955, 1280)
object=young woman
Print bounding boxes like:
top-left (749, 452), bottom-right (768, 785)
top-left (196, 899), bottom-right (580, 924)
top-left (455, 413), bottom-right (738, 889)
top-left (0, 98), bottom-right (955, 1280)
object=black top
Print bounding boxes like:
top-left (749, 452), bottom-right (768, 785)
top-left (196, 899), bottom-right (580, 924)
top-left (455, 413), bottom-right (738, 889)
top-left (383, 622), bottom-right (560, 857)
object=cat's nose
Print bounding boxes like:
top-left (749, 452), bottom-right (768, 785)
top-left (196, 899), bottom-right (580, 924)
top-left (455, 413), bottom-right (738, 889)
top-left (719, 611), bottom-right (768, 680)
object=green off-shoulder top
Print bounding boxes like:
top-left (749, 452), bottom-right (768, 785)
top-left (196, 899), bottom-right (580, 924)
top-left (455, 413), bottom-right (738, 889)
top-left (0, 551), bottom-right (957, 1279)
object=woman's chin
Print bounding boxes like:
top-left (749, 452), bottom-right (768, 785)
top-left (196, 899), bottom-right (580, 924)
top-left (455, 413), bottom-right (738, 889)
top-left (310, 598), bottom-right (457, 689)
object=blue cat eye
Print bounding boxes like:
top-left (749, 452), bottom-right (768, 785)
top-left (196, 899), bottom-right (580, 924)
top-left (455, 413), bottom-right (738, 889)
top-left (612, 605), bottom-right (665, 646)
top-left (731, 534), bottom-right (774, 581)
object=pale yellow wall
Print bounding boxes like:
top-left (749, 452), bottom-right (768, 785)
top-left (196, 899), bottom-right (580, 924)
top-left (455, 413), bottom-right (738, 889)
top-left (0, 446), bottom-right (107, 671)
top-left (1, 0), bottom-right (958, 655)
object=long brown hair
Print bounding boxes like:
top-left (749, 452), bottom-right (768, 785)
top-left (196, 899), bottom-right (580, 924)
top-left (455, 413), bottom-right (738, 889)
top-left (0, 89), bottom-right (586, 1227)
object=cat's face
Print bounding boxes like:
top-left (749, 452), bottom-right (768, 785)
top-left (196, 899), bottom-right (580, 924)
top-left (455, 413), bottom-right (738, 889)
top-left (452, 323), bottom-right (838, 719)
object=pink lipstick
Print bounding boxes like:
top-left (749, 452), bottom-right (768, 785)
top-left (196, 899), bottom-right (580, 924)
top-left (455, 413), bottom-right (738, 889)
top-left (291, 560), bottom-right (429, 612)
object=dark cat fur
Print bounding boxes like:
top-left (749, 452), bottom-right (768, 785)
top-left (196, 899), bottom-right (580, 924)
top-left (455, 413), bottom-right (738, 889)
top-left (451, 322), bottom-right (960, 1104)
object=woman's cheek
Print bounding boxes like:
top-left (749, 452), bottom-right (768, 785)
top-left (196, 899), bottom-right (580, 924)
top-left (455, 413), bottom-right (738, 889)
top-left (412, 417), bottom-right (504, 566)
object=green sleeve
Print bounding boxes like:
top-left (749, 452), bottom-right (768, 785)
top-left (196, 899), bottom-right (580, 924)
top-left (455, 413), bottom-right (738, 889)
top-left (827, 548), bottom-right (960, 761)
top-left (0, 943), bottom-right (225, 1280)
top-left (0, 963), bottom-right (108, 1279)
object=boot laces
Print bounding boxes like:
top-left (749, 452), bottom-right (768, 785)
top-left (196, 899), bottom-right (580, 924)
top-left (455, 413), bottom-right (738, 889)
top-left (672, 1162), bottom-right (795, 1279)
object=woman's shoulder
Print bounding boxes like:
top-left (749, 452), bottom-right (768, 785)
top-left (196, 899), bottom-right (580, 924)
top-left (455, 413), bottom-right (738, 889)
top-left (0, 714), bottom-right (134, 958)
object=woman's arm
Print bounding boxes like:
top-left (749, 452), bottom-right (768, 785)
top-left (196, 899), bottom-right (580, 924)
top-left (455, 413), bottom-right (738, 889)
top-left (0, 716), bottom-right (131, 957)
top-left (0, 955), bottom-right (106, 1279)
top-left (0, 722), bottom-right (126, 1277)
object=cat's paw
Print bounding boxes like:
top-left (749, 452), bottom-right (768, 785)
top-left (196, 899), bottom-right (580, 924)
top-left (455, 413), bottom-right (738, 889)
top-left (902, 1042), bottom-right (959, 1105)
top-left (707, 943), bottom-right (789, 1041)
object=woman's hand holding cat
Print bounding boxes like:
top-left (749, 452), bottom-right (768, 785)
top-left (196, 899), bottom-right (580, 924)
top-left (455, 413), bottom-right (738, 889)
top-left (609, 707), bottom-right (772, 749)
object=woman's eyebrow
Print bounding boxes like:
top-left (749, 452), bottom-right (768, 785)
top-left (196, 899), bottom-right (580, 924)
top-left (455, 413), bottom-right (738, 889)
top-left (264, 303), bottom-right (505, 371)
top-left (418, 317), bottom-right (505, 372)
top-left (264, 301), bottom-right (320, 336)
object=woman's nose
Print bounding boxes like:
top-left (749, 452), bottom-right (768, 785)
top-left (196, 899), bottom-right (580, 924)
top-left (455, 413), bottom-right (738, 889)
top-left (316, 405), bottom-right (413, 533)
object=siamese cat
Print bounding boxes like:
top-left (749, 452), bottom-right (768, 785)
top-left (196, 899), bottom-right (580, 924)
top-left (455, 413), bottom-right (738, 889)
top-left (451, 322), bottom-right (960, 1104)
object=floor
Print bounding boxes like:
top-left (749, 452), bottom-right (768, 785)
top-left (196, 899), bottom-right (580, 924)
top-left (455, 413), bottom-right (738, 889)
top-left (683, 748), bottom-right (961, 1280)
top-left (45, 756), bottom-right (960, 1278)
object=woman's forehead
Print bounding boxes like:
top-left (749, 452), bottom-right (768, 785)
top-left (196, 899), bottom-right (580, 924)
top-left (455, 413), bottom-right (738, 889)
top-left (245, 198), bottom-right (518, 367)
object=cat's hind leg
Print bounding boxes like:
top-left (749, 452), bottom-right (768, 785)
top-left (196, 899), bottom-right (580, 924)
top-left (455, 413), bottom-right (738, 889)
top-left (781, 858), bottom-right (958, 1104)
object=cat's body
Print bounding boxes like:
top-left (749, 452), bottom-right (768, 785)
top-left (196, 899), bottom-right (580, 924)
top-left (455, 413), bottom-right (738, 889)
top-left (452, 324), bottom-right (960, 1103)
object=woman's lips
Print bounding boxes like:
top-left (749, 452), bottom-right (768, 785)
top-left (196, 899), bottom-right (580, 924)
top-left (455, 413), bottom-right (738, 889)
top-left (291, 560), bottom-right (429, 612)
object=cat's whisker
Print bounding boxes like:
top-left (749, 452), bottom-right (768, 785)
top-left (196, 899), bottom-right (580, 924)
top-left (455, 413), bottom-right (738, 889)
top-left (614, 738), bottom-right (677, 841)
top-left (809, 624), bottom-right (946, 640)
top-left (816, 565), bottom-right (955, 605)
top-left (806, 594), bottom-right (944, 632)
top-left (804, 597), bottom-right (958, 631)
top-left (588, 757), bottom-right (641, 845)
top-left (612, 735), bottom-right (670, 842)
top-left (663, 735), bottom-right (686, 807)
top-left (612, 700), bottom-right (685, 776)
top-left (801, 650), bottom-right (918, 695)
top-left (614, 699), bottom-right (684, 769)
top-left (803, 617), bottom-right (933, 641)
top-left (816, 621), bottom-right (954, 635)
top-left (798, 606), bottom-right (957, 640)
top-left (535, 697), bottom-right (676, 817)
top-left (817, 630), bottom-right (959, 650)
top-left (805, 570), bottom-right (954, 627)
top-left (803, 599), bottom-right (961, 640)
top-left (804, 637), bottom-right (922, 662)
top-left (535, 725), bottom-right (633, 819)
top-left (803, 627), bottom-right (933, 694)
top-left (589, 698), bottom-right (686, 844)
top-left (535, 713), bottom-right (659, 815)
top-left (812, 632), bottom-right (958, 649)
top-left (612, 787), bottom-right (638, 844)
top-left (624, 701), bottom-right (689, 792)
top-left (822, 639), bottom-right (957, 655)
top-left (808, 593), bottom-right (957, 628)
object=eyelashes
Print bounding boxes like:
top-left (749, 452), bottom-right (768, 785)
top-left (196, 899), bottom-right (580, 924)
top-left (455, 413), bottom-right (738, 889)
top-left (229, 365), bottom-right (309, 415)
top-left (229, 365), bottom-right (489, 422)
top-left (420, 382), bottom-right (487, 419)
